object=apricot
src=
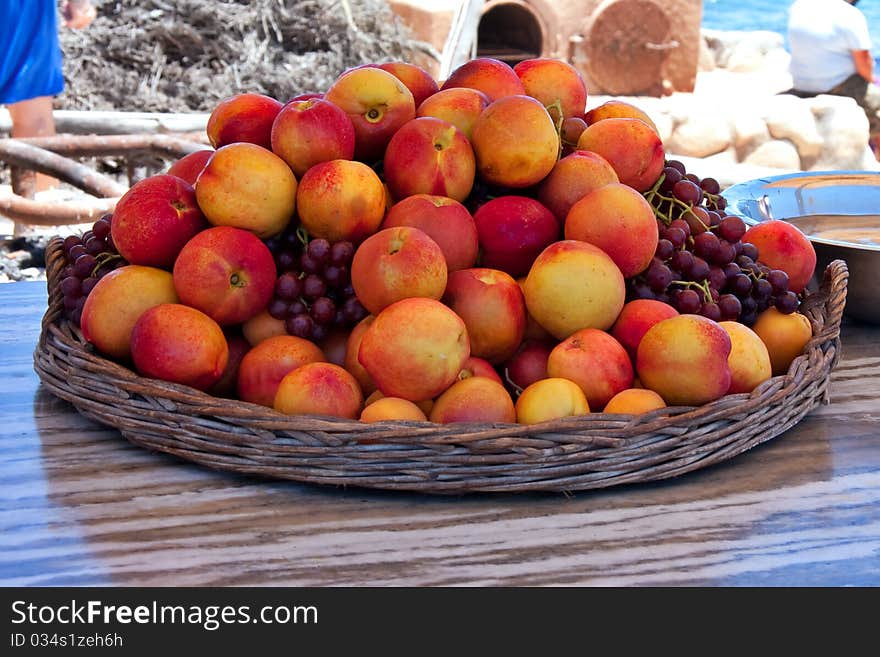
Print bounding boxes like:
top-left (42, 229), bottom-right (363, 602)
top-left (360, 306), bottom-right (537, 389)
top-left (269, 97), bottom-right (356, 177)
top-left (636, 314), bottom-right (732, 406)
top-left (537, 150), bottom-right (619, 225)
top-left (360, 397), bottom-right (428, 423)
top-left (547, 328), bottom-right (634, 410)
top-left (344, 316), bottom-right (377, 396)
top-left (429, 376), bottom-right (516, 424)
top-left (473, 196), bottom-right (560, 278)
top-left (206, 93), bottom-right (283, 150)
top-left (564, 182), bottom-right (659, 278)
top-left (513, 58), bottom-right (587, 122)
top-left (375, 61), bottom-right (439, 108)
top-left (742, 220), bottom-right (817, 293)
top-left (242, 309), bottom-right (287, 347)
top-left (416, 87), bottom-right (490, 140)
top-left (515, 377), bottom-right (590, 425)
top-left (457, 356), bottom-right (503, 385)
top-left (237, 335), bottom-right (325, 408)
top-left (751, 308), bottom-right (813, 376)
top-left (273, 362), bottom-right (363, 419)
top-left (719, 321), bottom-right (773, 394)
top-left (603, 388), bottom-right (666, 414)
top-left (470, 95), bottom-right (559, 188)
top-left (611, 299), bottom-right (679, 361)
top-left (166, 149), bottom-right (213, 186)
top-left (576, 117), bottom-right (665, 192)
top-left (522, 240), bottom-right (626, 339)
top-left (440, 57), bottom-right (525, 102)
top-left (585, 99), bottom-right (659, 133)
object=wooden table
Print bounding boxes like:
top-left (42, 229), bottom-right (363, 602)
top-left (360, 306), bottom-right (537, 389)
top-left (2, 281), bottom-right (878, 586)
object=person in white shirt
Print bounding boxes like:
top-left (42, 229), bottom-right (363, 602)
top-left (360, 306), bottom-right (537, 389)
top-left (788, 0), bottom-right (880, 150)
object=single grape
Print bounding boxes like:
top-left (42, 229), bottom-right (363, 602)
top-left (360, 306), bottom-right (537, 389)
top-left (714, 196), bottom-right (728, 211)
top-left (673, 180), bottom-right (703, 206)
top-left (330, 241), bottom-right (355, 266)
top-left (668, 218), bottom-right (691, 238)
top-left (713, 239), bottom-right (737, 265)
top-left (307, 238), bottom-right (331, 264)
top-left (286, 314), bottom-right (314, 338)
top-left (700, 177), bottom-right (721, 195)
top-left (683, 206), bottom-right (710, 235)
top-left (660, 166), bottom-right (683, 193)
top-left (81, 230), bottom-right (94, 244)
top-left (310, 297), bottom-right (336, 325)
top-left (646, 259), bottom-right (673, 292)
top-left (72, 254), bottom-right (97, 279)
top-left (69, 244), bottom-right (87, 261)
top-left (767, 269), bottom-right (790, 294)
top-left (302, 274), bottom-right (327, 299)
top-left (666, 160), bottom-right (686, 175)
top-left (275, 273), bottom-right (303, 301)
top-left (741, 242), bottom-right (759, 261)
top-left (670, 249), bottom-right (694, 275)
top-left (677, 288), bottom-right (701, 314)
top-left (92, 219), bottom-right (111, 240)
top-left (722, 262), bottom-right (742, 281)
top-left (753, 278), bottom-right (773, 299)
top-left (277, 251), bottom-right (296, 272)
top-left (729, 273), bottom-right (752, 296)
top-left (630, 282), bottom-right (656, 300)
top-left (699, 302), bottom-right (722, 321)
top-left (735, 254), bottom-right (755, 270)
top-left (665, 226), bottom-right (687, 249)
top-left (775, 291), bottom-right (799, 314)
top-left (655, 238), bottom-right (674, 261)
top-left (84, 237), bottom-right (105, 255)
top-left (63, 294), bottom-right (79, 312)
top-left (694, 232), bottom-right (720, 261)
top-left (310, 324), bottom-right (328, 343)
top-left (740, 310), bottom-right (757, 326)
top-left (707, 266), bottom-right (727, 291)
top-left (63, 235), bottom-right (81, 254)
top-left (60, 276), bottom-right (82, 297)
top-left (80, 277), bottom-right (100, 296)
top-left (342, 296), bottom-right (368, 324)
top-left (267, 298), bottom-right (290, 320)
top-left (299, 252), bottom-right (322, 275)
top-left (718, 294), bottom-right (742, 320)
top-left (689, 256), bottom-right (710, 281)
top-left (718, 215), bottom-right (746, 242)
top-left (740, 296), bottom-right (758, 314)
top-left (322, 265), bottom-right (349, 288)
top-left (685, 173), bottom-right (701, 185)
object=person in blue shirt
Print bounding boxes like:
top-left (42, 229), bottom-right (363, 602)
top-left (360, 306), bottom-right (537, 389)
top-left (1, 0), bottom-right (95, 190)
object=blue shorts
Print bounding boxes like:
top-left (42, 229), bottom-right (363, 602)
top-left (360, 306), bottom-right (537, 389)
top-left (0, 0), bottom-right (64, 104)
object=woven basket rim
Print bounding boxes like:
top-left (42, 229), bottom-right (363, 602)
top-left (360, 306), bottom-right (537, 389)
top-left (33, 237), bottom-right (849, 493)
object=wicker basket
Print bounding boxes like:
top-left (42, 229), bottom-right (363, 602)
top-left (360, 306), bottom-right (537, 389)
top-left (34, 238), bottom-right (849, 493)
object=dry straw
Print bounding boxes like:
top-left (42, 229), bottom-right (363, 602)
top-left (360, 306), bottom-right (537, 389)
top-left (35, 238), bottom-right (849, 493)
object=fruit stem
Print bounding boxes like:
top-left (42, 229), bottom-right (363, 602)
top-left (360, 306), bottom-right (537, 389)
top-left (90, 253), bottom-right (123, 277)
top-left (295, 226), bottom-right (310, 248)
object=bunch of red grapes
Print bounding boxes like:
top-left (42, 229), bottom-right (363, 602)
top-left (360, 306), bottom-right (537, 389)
top-left (634, 160), bottom-right (799, 326)
top-left (265, 229), bottom-right (368, 342)
top-left (58, 214), bottom-right (126, 326)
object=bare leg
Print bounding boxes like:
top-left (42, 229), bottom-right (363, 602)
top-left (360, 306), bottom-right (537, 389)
top-left (8, 96), bottom-right (58, 192)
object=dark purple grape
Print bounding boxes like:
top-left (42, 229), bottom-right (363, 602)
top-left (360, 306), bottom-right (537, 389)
top-left (655, 238), bottom-right (674, 261)
top-left (646, 259), bottom-right (673, 292)
top-left (767, 269), bottom-right (790, 294)
top-left (694, 232), bottom-right (720, 261)
top-left (666, 160), bottom-right (686, 175)
top-left (69, 244), bottom-right (87, 261)
top-left (775, 291), bottom-right (799, 314)
top-left (105, 234), bottom-right (117, 253)
top-left (267, 298), bottom-right (290, 320)
top-left (700, 177), bottom-right (721, 195)
top-left (665, 227), bottom-right (687, 249)
top-left (286, 313), bottom-right (314, 338)
top-left (718, 294), bottom-right (742, 320)
top-left (708, 266), bottom-right (727, 291)
top-left (310, 297), bottom-right (336, 325)
top-left (84, 237), bottom-right (105, 255)
top-left (61, 276), bottom-right (82, 297)
top-left (342, 296), bottom-right (368, 324)
top-left (670, 249), bottom-right (694, 273)
top-left (740, 296), bottom-right (758, 315)
top-left (275, 273), bottom-right (303, 301)
top-left (673, 180), bottom-right (703, 206)
top-left (322, 265), bottom-right (349, 288)
top-left (81, 230), bottom-right (94, 244)
top-left (63, 235), bottom-right (81, 254)
top-left (302, 274), bottom-right (327, 299)
top-left (630, 281), bottom-right (655, 300)
top-left (290, 300), bottom-right (306, 317)
top-left (735, 254), bottom-right (755, 270)
top-left (714, 196), bottom-right (728, 211)
top-left (684, 173), bottom-right (700, 185)
top-left (730, 273), bottom-right (752, 296)
top-left (668, 218), bottom-right (691, 238)
top-left (310, 324), bottom-right (328, 343)
top-left (713, 239), bottom-right (737, 265)
top-left (740, 310), bottom-right (757, 326)
top-left (283, 230), bottom-right (302, 248)
top-left (307, 238), bottom-right (331, 264)
top-left (677, 288), bottom-right (701, 314)
top-left (722, 262), bottom-right (741, 281)
top-left (80, 277), bottom-right (99, 296)
top-left (299, 253), bottom-right (322, 275)
top-left (63, 294), bottom-right (79, 311)
top-left (741, 242), bottom-right (759, 261)
top-left (92, 219), bottom-right (111, 240)
top-left (660, 166), bottom-right (683, 193)
top-left (60, 264), bottom-right (74, 280)
top-left (754, 278), bottom-right (773, 300)
top-left (264, 236), bottom-right (281, 255)
top-left (718, 216), bottom-right (746, 242)
top-left (699, 302), bottom-right (722, 321)
top-left (73, 254), bottom-right (97, 279)
top-left (277, 251), bottom-right (296, 271)
top-left (706, 211), bottom-right (722, 229)
top-left (330, 241), bottom-right (355, 266)
top-left (689, 257), bottom-right (710, 281)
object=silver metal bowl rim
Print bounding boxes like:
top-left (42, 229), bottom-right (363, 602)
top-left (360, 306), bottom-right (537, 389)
top-left (722, 170), bottom-right (880, 253)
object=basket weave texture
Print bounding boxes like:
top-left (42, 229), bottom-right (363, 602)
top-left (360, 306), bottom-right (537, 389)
top-left (34, 238), bottom-right (849, 493)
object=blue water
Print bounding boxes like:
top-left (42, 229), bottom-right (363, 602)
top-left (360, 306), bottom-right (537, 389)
top-left (702, 0), bottom-right (880, 55)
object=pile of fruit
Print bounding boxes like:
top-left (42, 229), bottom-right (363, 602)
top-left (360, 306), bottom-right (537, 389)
top-left (58, 57), bottom-right (820, 426)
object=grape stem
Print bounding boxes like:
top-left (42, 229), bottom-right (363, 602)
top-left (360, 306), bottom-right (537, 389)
top-left (643, 173), bottom-right (696, 225)
top-left (671, 278), bottom-right (714, 304)
top-left (295, 226), bottom-right (311, 248)
top-left (90, 252), bottom-right (123, 277)
top-left (544, 99), bottom-right (565, 158)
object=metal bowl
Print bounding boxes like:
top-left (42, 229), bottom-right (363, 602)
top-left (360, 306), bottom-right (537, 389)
top-left (723, 171), bottom-right (880, 324)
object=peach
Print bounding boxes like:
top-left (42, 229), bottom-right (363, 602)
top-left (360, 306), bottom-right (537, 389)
top-left (242, 309), bottom-right (287, 346)
top-left (237, 334), bottom-right (325, 407)
top-left (585, 99), bottom-right (659, 133)
top-left (576, 117), bottom-right (665, 192)
top-left (364, 389), bottom-right (433, 416)
top-left (503, 339), bottom-right (554, 392)
top-left (360, 397), bottom-right (428, 423)
top-left (273, 362), bottom-right (363, 419)
top-left (547, 328), bottom-right (634, 410)
top-left (603, 388), bottom-right (666, 414)
top-left (537, 150), bottom-right (619, 225)
top-left (195, 143), bottom-right (297, 239)
top-left (564, 182), bottom-right (659, 278)
top-left (269, 97), bottom-right (356, 177)
top-left (611, 299), bottom-right (679, 361)
top-left (111, 174), bottom-right (207, 269)
top-left (636, 314), bottom-right (732, 406)
top-left (80, 265), bottom-right (179, 360)
top-left (742, 220), bottom-right (817, 293)
top-left (752, 308), bottom-right (813, 375)
top-left (429, 376), bottom-right (516, 424)
top-left (350, 226), bottom-right (448, 316)
top-left (209, 332), bottom-right (250, 398)
top-left (130, 303), bottom-right (228, 391)
top-left (719, 321), bottom-right (773, 394)
top-left (376, 62), bottom-right (439, 108)
top-left (416, 87), bottom-right (490, 140)
top-left (383, 117), bottom-right (475, 202)
top-left (513, 58), bottom-right (587, 122)
top-left (206, 93), bottom-right (283, 149)
top-left (324, 67), bottom-right (415, 162)
top-left (344, 316), bottom-right (377, 396)
top-left (440, 57), bottom-right (525, 102)
top-left (359, 298), bottom-right (470, 401)
top-left (166, 149), bottom-right (213, 186)
top-left (442, 268), bottom-right (526, 364)
top-left (522, 240), bottom-right (626, 339)
top-left (470, 95), bottom-right (559, 188)
top-left (517, 277), bottom-right (553, 341)
top-left (473, 196), bottom-right (559, 278)
top-left (382, 194), bottom-right (478, 272)
top-left (296, 159), bottom-right (386, 243)
top-left (515, 377), bottom-right (590, 425)
top-left (457, 356), bottom-right (503, 385)
top-left (173, 226), bottom-right (276, 325)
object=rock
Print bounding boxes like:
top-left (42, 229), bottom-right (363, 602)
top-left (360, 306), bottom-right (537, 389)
top-left (19, 267), bottom-right (42, 280)
top-left (0, 272), bottom-right (9, 283)
top-left (733, 113), bottom-right (770, 157)
top-left (762, 94), bottom-right (823, 161)
top-left (666, 112), bottom-right (732, 158)
top-left (743, 139), bottom-right (802, 170)
top-left (698, 34), bottom-right (716, 72)
top-left (809, 94), bottom-right (871, 170)
top-left (702, 29), bottom-right (785, 72)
